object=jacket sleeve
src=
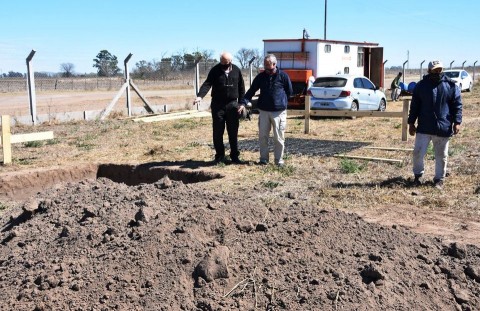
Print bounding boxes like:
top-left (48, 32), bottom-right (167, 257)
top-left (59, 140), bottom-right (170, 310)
top-left (450, 85), bottom-right (462, 124)
top-left (197, 69), bottom-right (214, 98)
top-left (408, 85), bottom-right (420, 124)
top-left (238, 69), bottom-right (245, 101)
top-left (240, 75), bottom-right (260, 105)
top-left (283, 73), bottom-right (293, 97)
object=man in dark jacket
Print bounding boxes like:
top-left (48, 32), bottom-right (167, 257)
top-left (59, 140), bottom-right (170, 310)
top-left (194, 52), bottom-right (245, 164)
top-left (408, 60), bottom-right (462, 188)
top-left (239, 54), bottom-right (293, 166)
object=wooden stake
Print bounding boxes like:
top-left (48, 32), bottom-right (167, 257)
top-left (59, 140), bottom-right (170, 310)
top-left (1, 115), bottom-right (12, 164)
top-left (334, 154), bottom-right (403, 164)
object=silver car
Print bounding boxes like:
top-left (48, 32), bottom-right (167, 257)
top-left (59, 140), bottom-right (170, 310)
top-left (308, 75), bottom-right (387, 111)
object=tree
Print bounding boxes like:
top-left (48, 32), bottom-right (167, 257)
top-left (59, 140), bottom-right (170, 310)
top-left (60, 63), bottom-right (75, 77)
top-left (132, 60), bottom-right (153, 79)
top-left (235, 48), bottom-right (256, 69)
top-left (93, 50), bottom-right (121, 77)
top-left (7, 71), bottom-right (23, 78)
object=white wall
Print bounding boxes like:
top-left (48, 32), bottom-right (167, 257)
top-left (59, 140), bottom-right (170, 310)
top-left (264, 40), bottom-right (377, 77)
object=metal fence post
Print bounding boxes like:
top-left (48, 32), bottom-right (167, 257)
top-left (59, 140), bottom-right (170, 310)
top-left (124, 53), bottom-right (133, 117)
top-left (420, 60), bottom-right (425, 80)
top-left (474, 61), bottom-right (478, 82)
top-left (26, 50), bottom-right (37, 125)
top-left (402, 60), bottom-right (408, 83)
top-left (249, 57), bottom-right (256, 87)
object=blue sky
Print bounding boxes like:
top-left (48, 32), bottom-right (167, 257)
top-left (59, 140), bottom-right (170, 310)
top-left (1, 0), bottom-right (479, 74)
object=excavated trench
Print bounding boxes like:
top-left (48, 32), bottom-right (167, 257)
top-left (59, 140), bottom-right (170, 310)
top-left (0, 163), bottom-right (223, 202)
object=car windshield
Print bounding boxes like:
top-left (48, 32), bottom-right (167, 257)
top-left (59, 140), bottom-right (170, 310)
top-left (313, 77), bottom-right (347, 87)
top-left (444, 71), bottom-right (459, 78)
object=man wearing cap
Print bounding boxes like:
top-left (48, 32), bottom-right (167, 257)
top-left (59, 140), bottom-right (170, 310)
top-left (407, 60), bottom-right (462, 188)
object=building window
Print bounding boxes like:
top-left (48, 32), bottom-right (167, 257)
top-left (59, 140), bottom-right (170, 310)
top-left (357, 47), bottom-right (364, 67)
top-left (344, 67), bottom-right (350, 74)
top-left (324, 44), bottom-right (331, 53)
top-left (344, 46), bottom-right (350, 53)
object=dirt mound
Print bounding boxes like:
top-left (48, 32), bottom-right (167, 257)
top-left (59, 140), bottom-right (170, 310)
top-left (1, 176), bottom-right (480, 310)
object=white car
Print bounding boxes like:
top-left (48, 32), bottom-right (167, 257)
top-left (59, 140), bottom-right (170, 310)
top-left (443, 69), bottom-right (473, 92)
top-left (308, 75), bottom-right (387, 111)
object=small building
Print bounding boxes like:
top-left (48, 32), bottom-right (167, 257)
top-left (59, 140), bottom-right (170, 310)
top-left (264, 38), bottom-right (385, 96)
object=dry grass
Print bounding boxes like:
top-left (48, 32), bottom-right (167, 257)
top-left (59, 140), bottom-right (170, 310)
top-left (1, 82), bottom-right (479, 227)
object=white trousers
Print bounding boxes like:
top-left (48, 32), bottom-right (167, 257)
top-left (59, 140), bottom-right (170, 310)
top-left (258, 109), bottom-right (287, 164)
top-left (412, 133), bottom-right (450, 181)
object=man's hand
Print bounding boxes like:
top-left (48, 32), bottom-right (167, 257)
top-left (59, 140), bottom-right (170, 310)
top-left (193, 97), bottom-right (202, 105)
top-left (408, 123), bottom-right (416, 136)
top-left (237, 105), bottom-right (245, 115)
top-left (453, 123), bottom-right (461, 135)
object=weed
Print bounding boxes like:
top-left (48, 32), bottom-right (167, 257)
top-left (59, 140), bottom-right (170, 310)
top-left (75, 142), bottom-right (95, 151)
top-left (24, 141), bottom-right (43, 148)
top-left (426, 142), bottom-right (434, 160)
top-left (46, 138), bottom-right (60, 145)
top-left (262, 163), bottom-right (295, 176)
top-left (14, 158), bottom-right (33, 165)
top-left (339, 158), bottom-right (367, 174)
top-left (449, 144), bottom-right (465, 157)
top-left (262, 180), bottom-right (280, 189)
top-left (0, 202), bottom-right (8, 213)
top-left (173, 119), bottom-right (199, 130)
top-left (188, 141), bottom-right (202, 148)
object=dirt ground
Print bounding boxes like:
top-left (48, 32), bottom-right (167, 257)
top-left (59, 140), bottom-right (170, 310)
top-left (0, 76), bottom-right (479, 310)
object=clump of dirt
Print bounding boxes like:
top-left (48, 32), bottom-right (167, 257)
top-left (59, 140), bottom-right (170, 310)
top-left (1, 176), bottom-right (480, 310)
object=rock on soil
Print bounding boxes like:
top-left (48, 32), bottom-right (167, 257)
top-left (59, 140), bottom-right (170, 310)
top-left (1, 177), bottom-right (480, 310)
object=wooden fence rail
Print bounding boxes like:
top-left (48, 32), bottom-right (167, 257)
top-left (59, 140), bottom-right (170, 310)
top-left (289, 97), bottom-right (410, 141)
top-left (1, 115), bottom-right (54, 164)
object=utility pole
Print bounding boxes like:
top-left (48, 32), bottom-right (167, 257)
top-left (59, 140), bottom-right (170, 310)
top-left (324, 0), bottom-right (327, 40)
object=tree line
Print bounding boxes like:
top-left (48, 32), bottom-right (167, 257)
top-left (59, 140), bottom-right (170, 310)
top-left (1, 48), bottom-right (263, 79)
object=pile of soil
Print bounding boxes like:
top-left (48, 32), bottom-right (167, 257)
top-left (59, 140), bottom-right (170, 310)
top-left (1, 176), bottom-right (479, 310)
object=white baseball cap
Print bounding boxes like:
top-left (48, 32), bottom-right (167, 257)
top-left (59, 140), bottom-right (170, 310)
top-left (428, 60), bottom-right (443, 71)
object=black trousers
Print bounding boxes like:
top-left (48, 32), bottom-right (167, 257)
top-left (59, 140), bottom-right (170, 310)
top-left (211, 101), bottom-right (240, 160)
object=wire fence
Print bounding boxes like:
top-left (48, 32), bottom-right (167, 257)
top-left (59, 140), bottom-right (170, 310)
top-left (0, 61), bottom-right (259, 93)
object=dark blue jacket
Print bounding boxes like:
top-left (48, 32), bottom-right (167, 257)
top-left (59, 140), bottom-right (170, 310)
top-left (240, 69), bottom-right (293, 111)
top-left (408, 74), bottom-right (462, 137)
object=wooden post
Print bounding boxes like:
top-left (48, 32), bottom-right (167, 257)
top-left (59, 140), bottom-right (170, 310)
top-left (402, 99), bottom-right (409, 141)
top-left (304, 95), bottom-right (311, 134)
top-left (1, 115), bottom-right (12, 164)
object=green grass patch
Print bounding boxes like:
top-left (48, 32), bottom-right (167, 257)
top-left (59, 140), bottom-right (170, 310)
top-left (339, 158), bottom-right (367, 174)
top-left (24, 141), bottom-right (43, 148)
top-left (262, 180), bottom-right (280, 189)
top-left (262, 163), bottom-right (295, 176)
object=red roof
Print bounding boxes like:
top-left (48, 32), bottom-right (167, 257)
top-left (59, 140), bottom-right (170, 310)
top-left (263, 38), bottom-right (379, 46)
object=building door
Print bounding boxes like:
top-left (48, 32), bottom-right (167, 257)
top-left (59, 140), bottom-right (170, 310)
top-left (363, 47), bottom-right (384, 88)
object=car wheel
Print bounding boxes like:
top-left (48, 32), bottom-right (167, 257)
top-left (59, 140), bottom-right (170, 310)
top-left (350, 101), bottom-right (358, 119)
top-left (350, 101), bottom-right (358, 111)
top-left (459, 83), bottom-right (462, 92)
top-left (467, 82), bottom-right (472, 92)
top-left (378, 99), bottom-right (386, 112)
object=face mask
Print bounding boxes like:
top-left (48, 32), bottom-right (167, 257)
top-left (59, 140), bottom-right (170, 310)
top-left (429, 73), bottom-right (441, 83)
top-left (221, 63), bottom-right (231, 70)
top-left (265, 67), bottom-right (277, 75)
